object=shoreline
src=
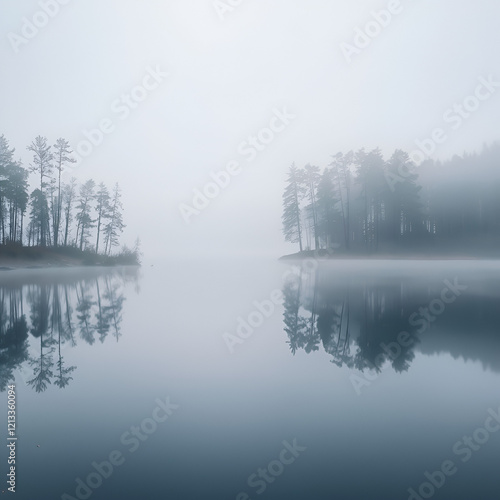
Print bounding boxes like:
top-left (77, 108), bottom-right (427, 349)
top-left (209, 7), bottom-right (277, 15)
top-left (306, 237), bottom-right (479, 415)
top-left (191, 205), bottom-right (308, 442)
top-left (279, 250), bottom-right (499, 261)
top-left (0, 258), bottom-right (141, 271)
top-left (0, 245), bottom-right (140, 271)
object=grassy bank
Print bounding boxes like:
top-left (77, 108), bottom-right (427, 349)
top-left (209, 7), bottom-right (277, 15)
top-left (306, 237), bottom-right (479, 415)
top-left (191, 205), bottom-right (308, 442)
top-left (0, 243), bottom-right (140, 269)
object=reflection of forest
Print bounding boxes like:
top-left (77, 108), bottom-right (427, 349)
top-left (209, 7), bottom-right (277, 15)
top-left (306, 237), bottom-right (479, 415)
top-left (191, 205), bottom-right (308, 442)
top-left (0, 268), bottom-right (138, 392)
top-left (283, 266), bottom-right (500, 374)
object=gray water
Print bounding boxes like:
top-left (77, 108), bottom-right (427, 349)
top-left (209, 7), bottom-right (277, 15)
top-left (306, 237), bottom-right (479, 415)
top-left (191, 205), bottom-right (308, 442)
top-left (2, 259), bottom-right (500, 500)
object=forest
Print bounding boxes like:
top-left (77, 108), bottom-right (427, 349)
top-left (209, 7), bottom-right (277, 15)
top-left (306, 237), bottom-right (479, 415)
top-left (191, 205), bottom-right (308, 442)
top-left (0, 134), bottom-right (134, 260)
top-left (282, 143), bottom-right (500, 256)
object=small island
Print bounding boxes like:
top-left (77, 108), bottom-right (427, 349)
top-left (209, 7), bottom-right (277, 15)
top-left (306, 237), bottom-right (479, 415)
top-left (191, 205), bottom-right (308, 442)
top-left (281, 144), bottom-right (500, 260)
top-left (0, 134), bottom-right (140, 270)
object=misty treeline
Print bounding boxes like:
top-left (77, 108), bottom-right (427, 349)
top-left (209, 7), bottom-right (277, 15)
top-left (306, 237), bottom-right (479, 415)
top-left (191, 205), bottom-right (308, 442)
top-left (282, 143), bottom-right (500, 254)
top-left (0, 134), bottom-right (126, 254)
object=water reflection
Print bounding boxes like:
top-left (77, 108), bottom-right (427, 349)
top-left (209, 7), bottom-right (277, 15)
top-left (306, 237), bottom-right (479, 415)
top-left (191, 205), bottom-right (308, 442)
top-left (282, 264), bottom-right (500, 374)
top-left (0, 268), bottom-right (138, 392)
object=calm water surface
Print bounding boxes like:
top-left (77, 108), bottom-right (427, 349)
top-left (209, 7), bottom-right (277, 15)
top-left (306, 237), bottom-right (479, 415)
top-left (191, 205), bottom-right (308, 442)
top-left (2, 259), bottom-right (500, 499)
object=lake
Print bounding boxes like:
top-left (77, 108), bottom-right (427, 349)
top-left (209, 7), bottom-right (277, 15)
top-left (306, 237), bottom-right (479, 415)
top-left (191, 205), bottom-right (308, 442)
top-left (2, 259), bottom-right (500, 499)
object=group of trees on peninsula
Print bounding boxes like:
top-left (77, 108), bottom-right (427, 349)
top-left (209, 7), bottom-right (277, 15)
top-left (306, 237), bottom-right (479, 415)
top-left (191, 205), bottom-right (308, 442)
top-left (0, 134), bottom-right (125, 254)
top-left (282, 143), bottom-right (500, 255)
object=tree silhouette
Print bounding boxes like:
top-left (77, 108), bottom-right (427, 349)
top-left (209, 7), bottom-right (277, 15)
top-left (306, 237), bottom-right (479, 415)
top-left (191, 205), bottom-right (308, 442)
top-left (282, 164), bottom-right (305, 252)
top-left (27, 136), bottom-right (53, 246)
top-left (52, 138), bottom-right (75, 247)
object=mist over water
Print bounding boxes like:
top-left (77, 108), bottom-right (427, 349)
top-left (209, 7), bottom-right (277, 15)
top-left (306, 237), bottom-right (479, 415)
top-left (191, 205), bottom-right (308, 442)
top-left (1, 260), bottom-right (499, 499)
top-left (2, 1), bottom-right (500, 499)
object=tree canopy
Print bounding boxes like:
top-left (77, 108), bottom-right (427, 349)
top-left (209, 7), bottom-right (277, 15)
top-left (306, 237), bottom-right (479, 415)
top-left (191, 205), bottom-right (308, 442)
top-left (0, 134), bottom-right (126, 255)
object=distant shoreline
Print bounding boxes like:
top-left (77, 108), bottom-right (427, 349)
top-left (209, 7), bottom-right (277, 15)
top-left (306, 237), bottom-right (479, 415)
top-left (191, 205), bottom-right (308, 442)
top-left (0, 245), bottom-right (140, 271)
top-left (279, 250), bottom-right (498, 261)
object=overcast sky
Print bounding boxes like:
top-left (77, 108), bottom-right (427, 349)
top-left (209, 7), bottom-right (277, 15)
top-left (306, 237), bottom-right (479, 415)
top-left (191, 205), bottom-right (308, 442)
top-left (1, 0), bottom-right (499, 260)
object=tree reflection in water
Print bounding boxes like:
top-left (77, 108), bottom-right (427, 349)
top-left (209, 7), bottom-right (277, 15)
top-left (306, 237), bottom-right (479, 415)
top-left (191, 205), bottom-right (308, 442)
top-left (282, 265), bottom-right (500, 375)
top-left (0, 267), bottom-right (138, 392)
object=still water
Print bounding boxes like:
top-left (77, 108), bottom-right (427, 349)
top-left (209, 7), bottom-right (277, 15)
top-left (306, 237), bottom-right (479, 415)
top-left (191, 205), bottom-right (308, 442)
top-left (1, 259), bottom-right (500, 499)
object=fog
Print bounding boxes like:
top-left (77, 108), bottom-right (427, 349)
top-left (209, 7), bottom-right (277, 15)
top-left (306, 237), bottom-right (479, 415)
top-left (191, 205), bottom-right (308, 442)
top-left (1, 0), bottom-right (500, 260)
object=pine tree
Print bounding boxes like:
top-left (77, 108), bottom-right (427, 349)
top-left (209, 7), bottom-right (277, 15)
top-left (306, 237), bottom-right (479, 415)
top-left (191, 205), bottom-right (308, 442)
top-left (4, 162), bottom-right (29, 243)
top-left (316, 168), bottom-right (340, 249)
top-left (94, 183), bottom-right (111, 254)
top-left (301, 164), bottom-right (321, 250)
top-left (75, 180), bottom-right (95, 250)
top-left (27, 136), bottom-right (53, 246)
top-left (28, 189), bottom-right (50, 246)
top-left (355, 149), bottom-right (386, 252)
top-left (282, 164), bottom-right (304, 252)
top-left (383, 150), bottom-right (423, 246)
top-left (103, 183), bottom-right (125, 255)
top-left (52, 138), bottom-right (75, 246)
top-left (61, 178), bottom-right (77, 247)
top-left (0, 136), bottom-right (17, 243)
top-left (330, 151), bottom-right (354, 249)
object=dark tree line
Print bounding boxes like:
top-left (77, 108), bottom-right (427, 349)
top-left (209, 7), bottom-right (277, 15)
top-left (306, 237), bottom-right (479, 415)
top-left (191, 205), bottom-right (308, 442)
top-left (283, 143), bottom-right (500, 255)
top-left (0, 134), bottom-right (125, 253)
